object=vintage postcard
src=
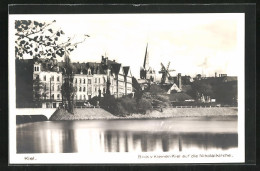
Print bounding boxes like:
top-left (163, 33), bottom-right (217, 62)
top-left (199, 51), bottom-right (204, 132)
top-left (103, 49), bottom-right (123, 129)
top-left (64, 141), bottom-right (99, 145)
top-left (9, 7), bottom-right (245, 164)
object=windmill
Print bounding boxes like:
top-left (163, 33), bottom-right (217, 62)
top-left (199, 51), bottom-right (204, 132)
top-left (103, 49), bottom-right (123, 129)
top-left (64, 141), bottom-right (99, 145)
top-left (158, 62), bottom-right (175, 84)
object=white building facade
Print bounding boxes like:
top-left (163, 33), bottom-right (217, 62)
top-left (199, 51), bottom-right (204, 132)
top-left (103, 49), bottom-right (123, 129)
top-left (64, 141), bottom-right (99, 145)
top-left (33, 57), bottom-right (133, 108)
top-left (33, 62), bottom-right (63, 108)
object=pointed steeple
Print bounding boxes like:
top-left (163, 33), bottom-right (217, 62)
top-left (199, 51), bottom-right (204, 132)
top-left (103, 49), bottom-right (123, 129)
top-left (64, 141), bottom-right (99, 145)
top-left (143, 43), bottom-right (149, 70)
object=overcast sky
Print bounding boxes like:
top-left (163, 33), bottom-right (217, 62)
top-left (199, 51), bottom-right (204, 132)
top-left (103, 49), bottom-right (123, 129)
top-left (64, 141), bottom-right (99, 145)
top-left (11, 13), bottom-right (244, 78)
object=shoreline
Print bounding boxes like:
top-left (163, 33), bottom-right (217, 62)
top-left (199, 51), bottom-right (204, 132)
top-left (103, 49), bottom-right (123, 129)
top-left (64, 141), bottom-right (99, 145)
top-left (49, 107), bottom-right (238, 121)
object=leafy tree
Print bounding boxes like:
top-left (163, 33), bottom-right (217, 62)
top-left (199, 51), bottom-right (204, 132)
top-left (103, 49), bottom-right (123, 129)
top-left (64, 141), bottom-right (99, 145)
top-left (190, 81), bottom-right (214, 100)
top-left (132, 77), bottom-right (143, 100)
top-left (15, 20), bottom-right (89, 112)
top-left (214, 81), bottom-right (237, 104)
top-left (33, 76), bottom-right (49, 107)
top-left (15, 20), bottom-right (89, 59)
top-left (61, 52), bottom-right (76, 113)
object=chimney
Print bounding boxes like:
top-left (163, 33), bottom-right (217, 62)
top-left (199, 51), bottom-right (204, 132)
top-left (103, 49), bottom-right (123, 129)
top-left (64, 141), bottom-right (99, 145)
top-left (177, 73), bottom-right (182, 89)
top-left (215, 72), bottom-right (217, 77)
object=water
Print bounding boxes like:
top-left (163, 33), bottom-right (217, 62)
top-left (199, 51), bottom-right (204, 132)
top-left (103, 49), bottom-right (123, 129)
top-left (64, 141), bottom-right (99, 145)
top-left (17, 116), bottom-right (237, 153)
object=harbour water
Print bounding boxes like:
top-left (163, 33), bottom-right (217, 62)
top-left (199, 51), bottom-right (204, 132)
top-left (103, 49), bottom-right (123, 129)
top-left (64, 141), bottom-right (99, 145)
top-left (17, 116), bottom-right (238, 153)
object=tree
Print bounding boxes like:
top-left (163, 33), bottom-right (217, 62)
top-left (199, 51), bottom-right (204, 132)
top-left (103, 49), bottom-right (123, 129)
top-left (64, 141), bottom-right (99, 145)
top-left (15, 20), bottom-right (89, 59)
top-left (15, 20), bottom-right (89, 112)
top-left (61, 52), bottom-right (76, 113)
top-left (132, 77), bottom-right (143, 100)
top-left (190, 81), bottom-right (214, 100)
top-left (33, 76), bottom-right (49, 107)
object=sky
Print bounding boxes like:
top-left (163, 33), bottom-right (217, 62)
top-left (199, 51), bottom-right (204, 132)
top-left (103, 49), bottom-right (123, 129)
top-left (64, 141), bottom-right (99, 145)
top-left (11, 13), bottom-right (244, 78)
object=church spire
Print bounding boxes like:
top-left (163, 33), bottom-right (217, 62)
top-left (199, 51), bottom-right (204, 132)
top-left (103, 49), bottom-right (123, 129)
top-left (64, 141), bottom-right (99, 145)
top-left (143, 43), bottom-right (149, 70)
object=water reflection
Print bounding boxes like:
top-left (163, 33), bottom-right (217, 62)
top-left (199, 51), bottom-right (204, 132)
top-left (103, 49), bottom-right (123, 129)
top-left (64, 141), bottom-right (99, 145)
top-left (17, 117), bottom-right (238, 153)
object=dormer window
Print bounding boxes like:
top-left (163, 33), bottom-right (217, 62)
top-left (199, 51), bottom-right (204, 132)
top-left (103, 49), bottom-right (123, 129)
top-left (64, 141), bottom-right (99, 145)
top-left (34, 63), bottom-right (41, 72)
top-left (34, 66), bottom-right (40, 72)
top-left (88, 69), bottom-right (91, 75)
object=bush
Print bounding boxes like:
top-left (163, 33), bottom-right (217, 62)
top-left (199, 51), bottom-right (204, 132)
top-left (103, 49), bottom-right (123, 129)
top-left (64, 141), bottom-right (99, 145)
top-left (114, 102), bottom-right (128, 116)
top-left (100, 95), bottom-right (117, 112)
top-left (89, 96), bottom-right (99, 106)
top-left (155, 94), bottom-right (170, 103)
top-left (119, 97), bottom-right (137, 114)
top-left (152, 99), bottom-right (168, 108)
top-left (137, 98), bottom-right (152, 114)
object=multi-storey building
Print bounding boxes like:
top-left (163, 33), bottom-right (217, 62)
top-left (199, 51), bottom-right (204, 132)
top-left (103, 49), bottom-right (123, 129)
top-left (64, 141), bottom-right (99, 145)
top-left (32, 56), bottom-right (133, 108)
top-left (33, 62), bottom-right (63, 108)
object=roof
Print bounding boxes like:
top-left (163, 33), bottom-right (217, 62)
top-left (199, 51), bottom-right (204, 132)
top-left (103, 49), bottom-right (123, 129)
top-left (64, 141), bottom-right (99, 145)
top-left (32, 56), bottom-right (131, 76)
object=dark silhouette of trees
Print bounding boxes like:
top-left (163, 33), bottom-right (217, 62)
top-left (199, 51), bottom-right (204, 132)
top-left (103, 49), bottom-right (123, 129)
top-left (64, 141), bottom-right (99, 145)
top-left (61, 53), bottom-right (76, 113)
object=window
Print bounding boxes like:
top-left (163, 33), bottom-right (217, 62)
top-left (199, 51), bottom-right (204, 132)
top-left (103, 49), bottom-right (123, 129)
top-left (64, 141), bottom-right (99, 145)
top-left (57, 85), bottom-right (60, 91)
top-left (99, 78), bottom-right (100, 83)
top-left (57, 94), bottom-right (60, 99)
top-left (95, 78), bottom-right (97, 83)
top-left (80, 95), bottom-right (82, 100)
top-left (83, 79), bottom-right (85, 84)
top-left (88, 79), bottom-right (91, 84)
top-left (83, 87), bottom-right (85, 92)
top-left (51, 94), bottom-right (54, 99)
top-left (34, 66), bottom-right (39, 71)
top-left (88, 87), bottom-right (92, 93)
top-left (79, 79), bottom-right (81, 84)
top-left (83, 95), bottom-right (86, 100)
top-left (79, 87), bottom-right (82, 92)
top-left (51, 76), bottom-right (54, 81)
top-left (95, 87), bottom-right (97, 92)
top-left (75, 78), bottom-right (77, 83)
top-left (51, 85), bottom-right (54, 91)
top-left (43, 75), bottom-right (46, 81)
top-left (57, 76), bottom-right (60, 82)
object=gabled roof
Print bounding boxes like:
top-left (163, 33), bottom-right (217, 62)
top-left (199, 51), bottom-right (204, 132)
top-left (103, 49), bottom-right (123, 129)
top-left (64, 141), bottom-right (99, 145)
top-left (123, 66), bottom-right (130, 76)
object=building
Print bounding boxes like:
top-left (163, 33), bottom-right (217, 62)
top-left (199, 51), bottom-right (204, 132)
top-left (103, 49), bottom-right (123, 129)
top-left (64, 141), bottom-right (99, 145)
top-left (32, 56), bottom-right (133, 108)
top-left (140, 43), bottom-right (156, 82)
top-left (33, 61), bottom-right (63, 108)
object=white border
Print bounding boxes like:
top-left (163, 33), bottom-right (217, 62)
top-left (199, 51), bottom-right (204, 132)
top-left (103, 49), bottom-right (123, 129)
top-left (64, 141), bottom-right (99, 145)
top-left (9, 13), bottom-right (245, 164)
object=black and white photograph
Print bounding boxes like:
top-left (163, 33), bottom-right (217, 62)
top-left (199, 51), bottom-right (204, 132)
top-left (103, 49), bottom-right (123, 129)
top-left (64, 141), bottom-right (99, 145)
top-left (9, 6), bottom-right (246, 164)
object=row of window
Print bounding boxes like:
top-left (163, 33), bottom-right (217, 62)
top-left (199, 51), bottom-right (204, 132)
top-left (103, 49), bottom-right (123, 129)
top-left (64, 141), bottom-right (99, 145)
top-left (74, 77), bottom-right (113, 85)
top-left (42, 93), bottom-right (61, 99)
top-left (43, 75), bottom-right (60, 82)
top-left (75, 86), bottom-right (106, 93)
top-left (74, 78), bottom-right (103, 84)
top-left (41, 75), bottom-right (115, 85)
top-left (75, 94), bottom-right (87, 100)
top-left (44, 85), bottom-right (61, 91)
